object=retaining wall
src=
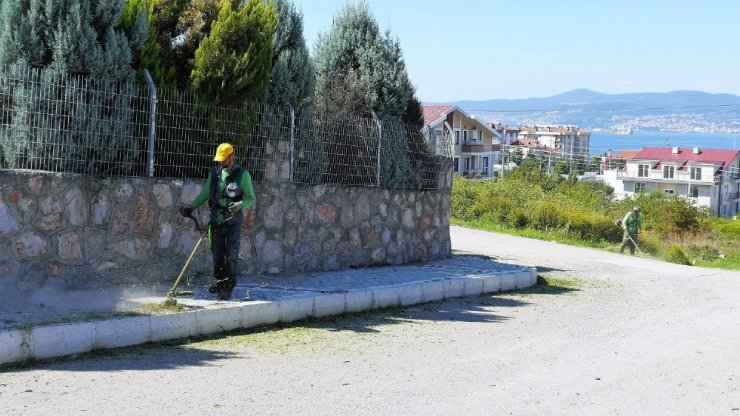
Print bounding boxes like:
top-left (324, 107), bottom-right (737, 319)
top-left (0, 170), bottom-right (451, 290)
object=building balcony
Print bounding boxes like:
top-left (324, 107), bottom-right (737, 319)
top-left (460, 168), bottom-right (491, 177)
top-left (616, 171), bottom-right (716, 184)
top-left (460, 143), bottom-right (493, 153)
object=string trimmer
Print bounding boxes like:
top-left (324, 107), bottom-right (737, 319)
top-left (163, 213), bottom-right (209, 306)
top-left (627, 233), bottom-right (644, 256)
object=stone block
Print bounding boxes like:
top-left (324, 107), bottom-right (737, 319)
top-left (443, 278), bottom-right (465, 299)
top-left (463, 277), bottom-right (485, 297)
top-left (31, 322), bottom-right (95, 360)
top-left (500, 273), bottom-right (518, 291)
top-left (149, 311), bottom-right (198, 342)
top-left (196, 306), bottom-right (242, 335)
top-left (483, 275), bottom-right (502, 294)
top-left (516, 269), bottom-right (538, 289)
top-left (0, 329), bottom-right (27, 365)
top-left (241, 301), bottom-right (280, 328)
top-left (372, 286), bottom-right (399, 309)
top-left (94, 316), bottom-right (151, 349)
top-left (398, 283), bottom-right (423, 306)
top-left (312, 293), bottom-right (346, 318)
top-left (421, 280), bottom-right (446, 303)
top-left (279, 296), bottom-right (314, 323)
top-left (345, 290), bottom-right (373, 313)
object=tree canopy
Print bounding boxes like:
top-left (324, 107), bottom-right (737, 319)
top-left (190, 0), bottom-right (276, 107)
top-left (0, 0), bottom-right (144, 81)
top-left (312, 0), bottom-right (419, 123)
top-left (263, 0), bottom-right (313, 108)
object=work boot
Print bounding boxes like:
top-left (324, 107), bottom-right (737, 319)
top-left (216, 277), bottom-right (236, 300)
top-left (208, 278), bottom-right (229, 294)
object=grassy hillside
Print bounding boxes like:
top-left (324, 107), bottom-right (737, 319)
top-left (451, 160), bottom-right (740, 270)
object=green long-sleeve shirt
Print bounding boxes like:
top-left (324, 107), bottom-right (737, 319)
top-left (622, 211), bottom-right (642, 235)
top-left (190, 166), bottom-right (255, 216)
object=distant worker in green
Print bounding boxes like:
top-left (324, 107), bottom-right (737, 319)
top-left (619, 206), bottom-right (642, 255)
top-left (180, 143), bottom-right (256, 300)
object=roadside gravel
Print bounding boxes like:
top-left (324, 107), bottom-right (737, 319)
top-left (0, 226), bottom-right (737, 415)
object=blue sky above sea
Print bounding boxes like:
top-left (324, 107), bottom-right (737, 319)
top-left (296, 0), bottom-right (740, 102)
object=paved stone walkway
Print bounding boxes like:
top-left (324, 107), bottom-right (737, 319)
top-left (0, 255), bottom-right (536, 364)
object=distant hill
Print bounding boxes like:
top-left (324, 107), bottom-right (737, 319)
top-left (450, 90), bottom-right (740, 133)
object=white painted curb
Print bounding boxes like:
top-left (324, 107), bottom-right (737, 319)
top-left (0, 268), bottom-right (537, 365)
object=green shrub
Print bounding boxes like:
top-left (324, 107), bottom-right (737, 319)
top-left (565, 212), bottom-right (622, 242)
top-left (665, 244), bottom-right (691, 265)
top-left (472, 195), bottom-right (514, 224)
top-left (508, 207), bottom-right (530, 229)
top-left (451, 178), bottom-right (482, 221)
top-left (533, 201), bottom-right (564, 231)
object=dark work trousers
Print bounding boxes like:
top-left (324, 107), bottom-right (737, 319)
top-left (210, 221), bottom-right (241, 289)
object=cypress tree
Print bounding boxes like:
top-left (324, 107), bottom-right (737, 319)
top-left (0, 0), bottom-right (142, 172)
top-left (313, 0), bottom-right (417, 122)
top-left (263, 0), bottom-right (314, 109)
top-left (0, 0), bottom-right (140, 81)
top-left (121, 0), bottom-right (176, 86)
top-left (190, 0), bottom-right (276, 107)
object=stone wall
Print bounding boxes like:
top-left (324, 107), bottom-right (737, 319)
top-left (0, 170), bottom-right (451, 290)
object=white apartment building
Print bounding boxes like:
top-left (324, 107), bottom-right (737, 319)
top-left (517, 125), bottom-right (591, 157)
top-left (603, 146), bottom-right (740, 218)
top-left (422, 104), bottom-right (502, 178)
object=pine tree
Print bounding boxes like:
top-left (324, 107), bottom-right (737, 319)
top-left (121, 0), bottom-right (176, 86)
top-left (263, 0), bottom-right (313, 108)
top-left (190, 0), bottom-right (276, 107)
top-left (313, 0), bottom-right (417, 122)
top-left (0, 1), bottom-right (142, 172)
top-left (312, 1), bottom-right (429, 189)
top-left (0, 0), bottom-right (140, 81)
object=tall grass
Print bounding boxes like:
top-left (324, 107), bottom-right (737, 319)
top-left (451, 162), bottom-right (740, 270)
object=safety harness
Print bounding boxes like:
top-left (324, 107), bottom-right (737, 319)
top-left (207, 165), bottom-right (245, 226)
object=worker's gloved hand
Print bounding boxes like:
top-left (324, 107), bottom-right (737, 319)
top-left (228, 202), bottom-right (241, 214)
top-left (179, 206), bottom-right (193, 217)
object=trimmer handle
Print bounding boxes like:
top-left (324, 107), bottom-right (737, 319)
top-left (187, 213), bottom-right (208, 233)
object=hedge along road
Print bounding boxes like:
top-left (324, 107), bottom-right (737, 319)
top-left (1, 226), bottom-right (738, 415)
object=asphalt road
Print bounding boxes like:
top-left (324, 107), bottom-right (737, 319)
top-left (1, 226), bottom-right (738, 415)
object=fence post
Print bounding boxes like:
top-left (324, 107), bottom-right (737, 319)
top-left (372, 111), bottom-right (382, 187)
top-left (143, 69), bottom-right (157, 177)
top-left (289, 105), bottom-right (295, 183)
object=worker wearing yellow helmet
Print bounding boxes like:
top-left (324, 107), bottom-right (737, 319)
top-left (180, 143), bottom-right (255, 300)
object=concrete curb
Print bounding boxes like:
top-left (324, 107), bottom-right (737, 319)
top-left (0, 267), bottom-right (537, 366)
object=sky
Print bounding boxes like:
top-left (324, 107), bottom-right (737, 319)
top-left (294, 0), bottom-right (740, 103)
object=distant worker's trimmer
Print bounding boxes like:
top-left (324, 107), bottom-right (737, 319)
top-left (163, 213), bottom-right (209, 306)
top-left (627, 233), bottom-right (644, 256)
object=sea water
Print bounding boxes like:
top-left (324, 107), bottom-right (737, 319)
top-left (589, 132), bottom-right (740, 156)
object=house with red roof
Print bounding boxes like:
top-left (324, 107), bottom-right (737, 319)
top-left (603, 146), bottom-right (740, 217)
top-left (422, 104), bottom-right (502, 178)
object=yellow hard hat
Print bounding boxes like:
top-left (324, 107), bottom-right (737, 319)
top-left (213, 143), bottom-right (234, 162)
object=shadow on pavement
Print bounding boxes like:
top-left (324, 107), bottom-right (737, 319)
top-left (3, 345), bottom-right (238, 373)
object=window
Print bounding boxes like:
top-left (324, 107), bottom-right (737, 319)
top-left (690, 166), bottom-right (701, 180)
top-left (482, 157), bottom-right (489, 174)
top-left (453, 158), bottom-right (459, 172)
top-left (463, 130), bottom-right (468, 143)
top-left (635, 182), bottom-right (646, 193)
top-left (691, 186), bottom-right (699, 198)
top-left (664, 189), bottom-right (675, 196)
top-left (454, 130), bottom-right (460, 144)
top-left (463, 158), bottom-right (470, 171)
top-left (663, 165), bottom-right (675, 179)
top-left (638, 164), bottom-right (649, 177)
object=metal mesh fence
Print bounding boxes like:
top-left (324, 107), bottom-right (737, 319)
top-left (0, 66), bottom-right (452, 190)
